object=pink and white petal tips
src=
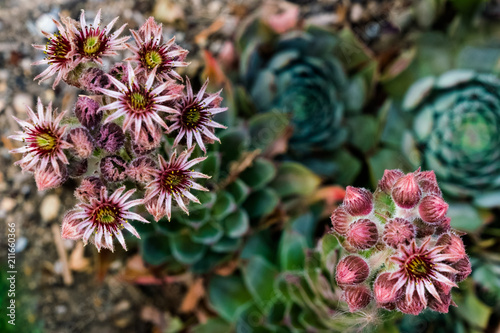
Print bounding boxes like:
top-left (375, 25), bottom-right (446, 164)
top-left (126, 17), bottom-right (189, 81)
top-left (9, 98), bottom-right (72, 180)
top-left (72, 9), bottom-right (129, 65)
top-left (32, 15), bottom-right (77, 89)
top-left (143, 147), bottom-right (210, 222)
top-left (98, 62), bottom-right (179, 142)
top-left (62, 186), bottom-right (148, 252)
top-left (167, 77), bottom-right (228, 154)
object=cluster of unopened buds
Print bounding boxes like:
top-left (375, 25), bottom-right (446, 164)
top-left (331, 169), bottom-right (471, 315)
top-left (9, 10), bottom-right (227, 251)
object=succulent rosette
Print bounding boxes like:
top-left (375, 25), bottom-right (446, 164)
top-left (403, 70), bottom-right (500, 208)
top-left (236, 21), bottom-right (376, 180)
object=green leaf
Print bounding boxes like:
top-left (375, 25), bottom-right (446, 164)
top-left (240, 230), bottom-right (277, 263)
top-left (157, 220), bottom-right (185, 236)
top-left (243, 188), bottom-right (279, 219)
top-left (200, 153), bottom-right (221, 183)
top-left (208, 275), bottom-right (253, 322)
top-left (212, 191), bottom-right (237, 220)
top-left (226, 179), bottom-right (250, 205)
top-left (248, 113), bottom-right (289, 152)
top-left (240, 158), bottom-right (276, 190)
top-left (130, 220), bottom-right (156, 235)
top-left (141, 234), bottom-right (172, 265)
top-left (447, 203), bottom-right (484, 232)
top-left (192, 318), bottom-right (233, 333)
top-left (191, 251), bottom-right (230, 274)
top-left (346, 115), bottom-right (379, 153)
top-left (192, 222), bottom-right (224, 245)
top-left (169, 234), bottom-right (207, 264)
top-left (458, 288), bottom-right (492, 329)
top-left (319, 234), bottom-right (340, 260)
top-left (279, 230), bottom-right (308, 271)
top-left (223, 210), bottom-right (250, 238)
top-left (211, 236), bottom-right (242, 253)
top-left (242, 256), bottom-right (279, 303)
top-left (270, 162), bottom-right (320, 198)
top-left (218, 130), bottom-right (249, 169)
top-left (185, 208), bottom-right (211, 228)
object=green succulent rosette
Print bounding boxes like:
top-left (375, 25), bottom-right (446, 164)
top-left (402, 70), bottom-right (500, 208)
top-left (235, 22), bottom-right (377, 182)
top-left (136, 127), bottom-right (320, 273)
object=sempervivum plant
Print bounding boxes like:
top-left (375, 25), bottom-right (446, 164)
top-left (234, 20), bottom-right (377, 181)
top-left (138, 127), bottom-right (321, 272)
top-left (10, 11), bottom-right (228, 252)
top-left (202, 169), bottom-right (471, 332)
top-left (403, 70), bottom-right (500, 208)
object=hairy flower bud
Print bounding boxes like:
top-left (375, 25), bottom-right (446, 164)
top-left (109, 62), bottom-right (129, 84)
top-left (347, 219), bottom-right (378, 250)
top-left (330, 206), bottom-right (351, 236)
top-left (436, 233), bottom-right (466, 262)
top-left (127, 156), bottom-right (156, 183)
top-left (397, 294), bottom-right (425, 315)
top-left (100, 156), bottom-right (128, 183)
top-left (80, 67), bottom-right (112, 94)
top-left (336, 255), bottom-right (369, 286)
top-left (419, 195), bottom-right (448, 224)
top-left (344, 285), bottom-right (372, 312)
top-left (383, 218), bottom-right (415, 248)
top-left (453, 257), bottom-right (472, 282)
top-left (131, 124), bottom-right (162, 155)
top-left (67, 158), bottom-right (88, 178)
top-left (428, 292), bottom-right (453, 313)
top-left (416, 170), bottom-right (441, 195)
top-left (35, 165), bottom-right (68, 191)
top-left (74, 176), bottom-right (105, 203)
top-left (61, 210), bottom-right (85, 240)
top-left (392, 173), bottom-right (421, 209)
top-left (374, 273), bottom-right (401, 305)
top-left (379, 169), bottom-right (404, 193)
top-left (74, 96), bottom-right (102, 130)
top-left (96, 123), bottom-right (125, 153)
top-left (344, 186), bottom-right (373, 216)
top-left (66, 127), bottom-right (94, 158)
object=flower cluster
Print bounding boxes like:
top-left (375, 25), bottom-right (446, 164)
top-left (10, 11), bottom-right (227, 252)
top-left (331, 169), bottom-right (471, 315)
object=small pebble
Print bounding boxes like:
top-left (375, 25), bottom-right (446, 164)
top-left (16, 237), bottom-right (28, 253)
top-left (12, 93), bottom-right (33, 114)
top-left (1, 197), bottom-right (17, 212)
top-left (40, 194), bottom-right (61, 222)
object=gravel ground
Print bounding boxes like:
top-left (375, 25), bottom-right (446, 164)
top-left (0, 0), bottom-right (415, 332)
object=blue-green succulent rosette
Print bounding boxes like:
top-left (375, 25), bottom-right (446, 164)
top-left (236, 22), bottom-right (377, 182)
top-left (403, 69), bottom-right (500, 208)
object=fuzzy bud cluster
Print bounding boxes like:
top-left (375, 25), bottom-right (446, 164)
top-left (331, 169), bottom-right (470, 315)
top-left (9, 11), bottom-right (228, 252)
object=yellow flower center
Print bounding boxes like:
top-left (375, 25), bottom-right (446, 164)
top-left (406, 255), bottom-right (432, 278)
top-left (183, 107), bottom-right (201, 128)
top-left (84, 36), bottom-right (101, 55)
top-left (130, 92), bottom-right (148, 110)
top-left (36, 132), bottom-right (57, 151)
top-left (95, 206), bottom-right (118, 224)
top-left (165, 170), bottom-right (185, 189)
top-left (145, 50), bottom-right (163, 69)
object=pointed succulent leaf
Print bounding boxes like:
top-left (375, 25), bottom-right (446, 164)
top-left (223, 210), bottom-right (250, 238)
top-left (226, 178), bottom-right (251, 205)
top-left (169, 234), bottom-right (207, 264)
top-left (243, 188), bottom-right (279, 219)
top-left (212, 191), bottom-right (237, 220)
top-left (270, 162), bottom-right (320, 198)
top-left (192, 222), bottom-right (224, 245)
top-left (208, 275), bottom-right (253, 322)
top-left (141, 234), bottom-right (172, 265)
top-left (240, 158), bottom-right (276, 190)
top-left (242, 256), bottom-right (279, 303)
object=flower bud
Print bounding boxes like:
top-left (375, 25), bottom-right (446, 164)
top-left (335, 255), bottom-right (369, 286)
top-left (392, 173), bottom-right (421, 209)
top-left (435, 217), bottom-right (451, 235)
top-left (131, 124), bottom-right (162, 155)
top-left (374, 273), bottom-right (401, 305)
top-left (396, 293), bottom-right (425, 315)
top-left (330, 206), bottom-right (351, 236)
top-left (344, 186), bottom-right (373, 216)
top-left (414, 219), bottom-right (435, 238)
top-left (67, 158), bottom-right (88, 178)
top-left (343, 285), bottom-right (372, 312)
top-left (80, 67), bottom-right (112, 94)
top-left (378, 169), bottom-right (404, 193)
top-left (436, 233), bottom-right (466, 262)
top-left (453, 257), bottom-right (471, 282)
top-left (96, 123), bottom-right (125, 153)
top-left (428, 292), bottom-right (452, 313)
top-left (66, 127), bottom-right (95, 159)
top-left (35, 165), bottom-right (68, 191)
top-left (347, 219), bottom-right (378, 250)
top-left (382, 218), bottom-right (415, 248)
top-left (127, 157), bottom-right (157, 183)
top-left (109, 62), bottom-right (129, 84)
top-left (418, 195), bottom-right (448, 224)
top-left (100, 156), bottom-right (128, 183)
top-left (75, 96), bottom-right (102, 130)
top-left (61, 210), bottom-right (85, 240)
top-left (416, 170), bottom-right (441, 195)
top-left (74, 176), bottom-right (104, 203)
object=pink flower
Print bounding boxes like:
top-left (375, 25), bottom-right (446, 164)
top-left (32, 16), bottom-right (76, 88)
top-left (72, 9), bottom-right (129, 65)
top-left (167, 78), bottom-right (227, 153)
top-left (143, 147), bottom-right (209, 221)
top-left (63, 186), bottom-right (148, 251)
top-left (373, 273), bottom-right (401, 306)
top-left (9, 98), bottom-right (71, 175)
top-left (98, 62), bottom-right (179, 141)
top-left (389, 238), bottom-right (458, 315)
top-left (34, 164), bottom-right (68, 191)
top-left (126, 17), bottom-right (189, 81)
